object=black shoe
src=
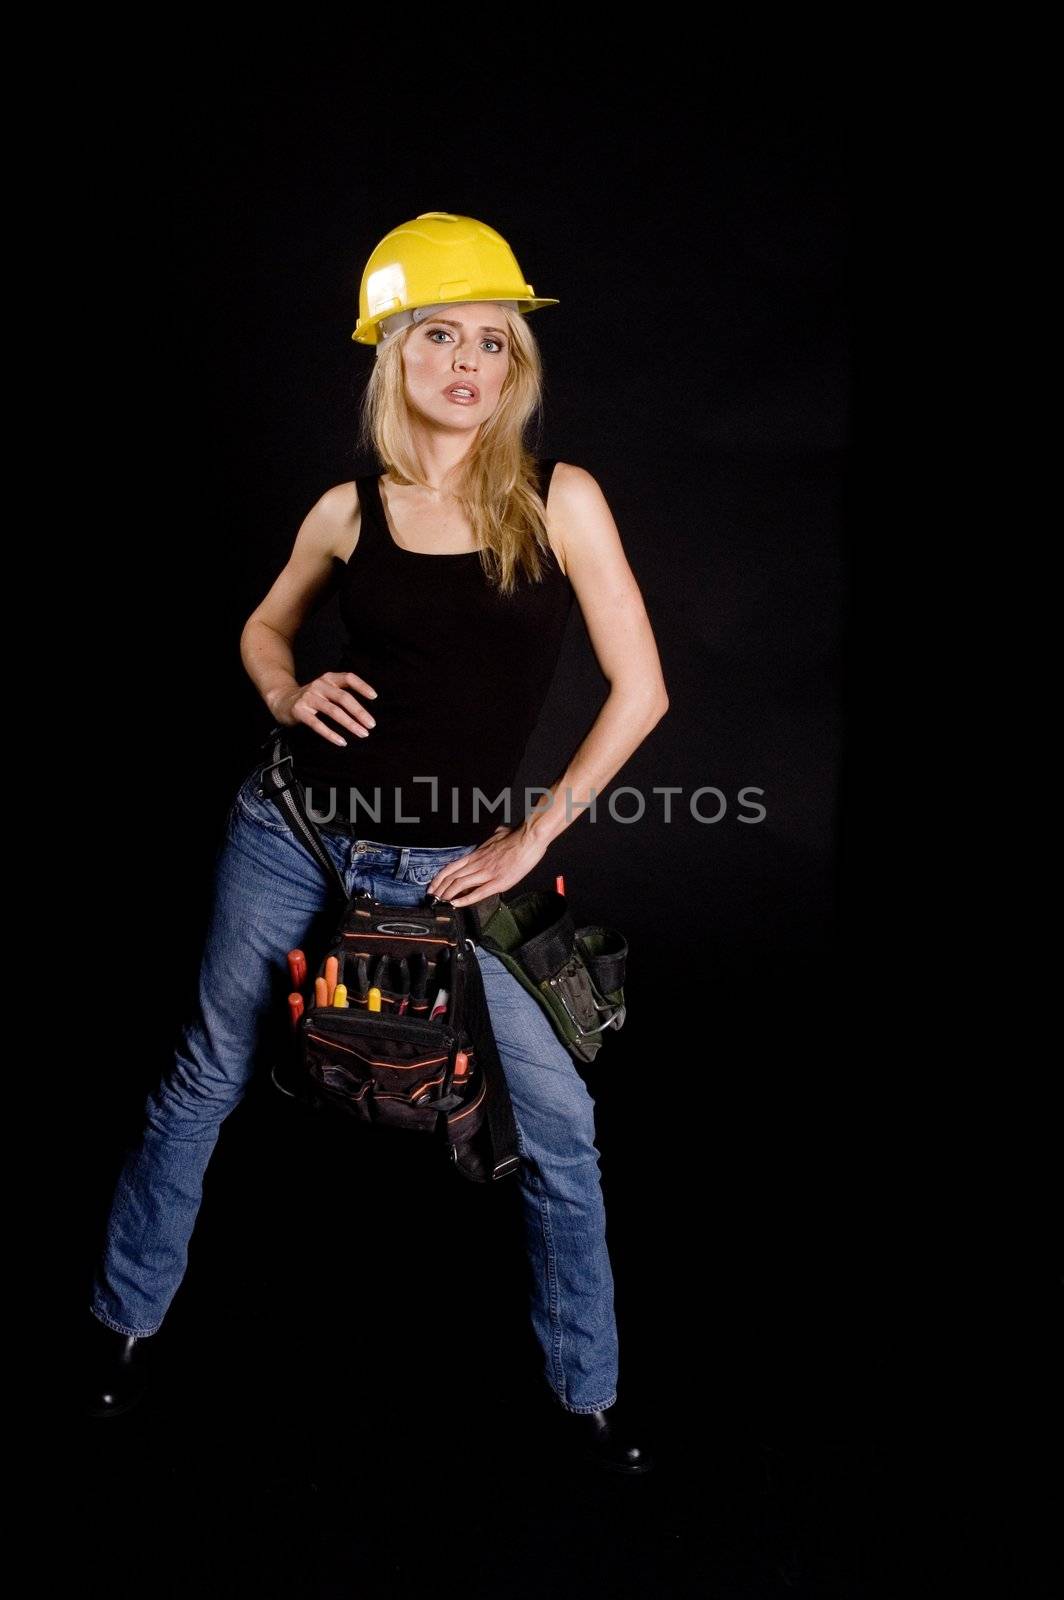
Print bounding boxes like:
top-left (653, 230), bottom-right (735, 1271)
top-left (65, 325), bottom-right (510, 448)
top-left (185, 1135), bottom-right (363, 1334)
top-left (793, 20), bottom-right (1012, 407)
top-left (545, 1393), bottom-right (656, 1475)
top-left (83, 1315), bottom-right (153, 1418)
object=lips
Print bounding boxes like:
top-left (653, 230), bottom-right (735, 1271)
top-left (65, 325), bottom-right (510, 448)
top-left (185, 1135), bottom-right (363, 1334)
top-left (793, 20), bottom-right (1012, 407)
top-left (443, 382), bottom-right (480, 402)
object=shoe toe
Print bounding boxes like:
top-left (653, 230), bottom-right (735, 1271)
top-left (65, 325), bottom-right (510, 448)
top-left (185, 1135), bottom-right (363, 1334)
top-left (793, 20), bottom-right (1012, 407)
top-left (549, 1398), bottom-right (657, 1474)
top-left (83, 1321), bottom-right (151, 1418)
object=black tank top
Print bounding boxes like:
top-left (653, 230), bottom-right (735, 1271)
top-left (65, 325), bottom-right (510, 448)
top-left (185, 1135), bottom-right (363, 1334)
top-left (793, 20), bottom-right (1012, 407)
top-left (284, 459), bottom-right (575, 846)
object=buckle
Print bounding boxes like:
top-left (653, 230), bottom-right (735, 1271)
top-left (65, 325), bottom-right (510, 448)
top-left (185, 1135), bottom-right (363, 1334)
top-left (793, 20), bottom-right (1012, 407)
top-left (256, 752), bottom-right (294, 798)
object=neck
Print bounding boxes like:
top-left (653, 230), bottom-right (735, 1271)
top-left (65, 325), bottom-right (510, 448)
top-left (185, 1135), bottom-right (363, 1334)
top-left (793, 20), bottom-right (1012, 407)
top-left (398, 422), bottom-right (480, 495)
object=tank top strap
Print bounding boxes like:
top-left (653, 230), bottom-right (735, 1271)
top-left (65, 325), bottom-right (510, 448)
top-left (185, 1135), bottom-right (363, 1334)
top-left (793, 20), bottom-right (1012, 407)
top-left (354, 473), bottom-right (390, 554)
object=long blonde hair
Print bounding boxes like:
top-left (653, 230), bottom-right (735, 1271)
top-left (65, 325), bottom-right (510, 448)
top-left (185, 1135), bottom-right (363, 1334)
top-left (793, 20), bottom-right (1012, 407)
top-left (355, 305), bottom-right (555, 597)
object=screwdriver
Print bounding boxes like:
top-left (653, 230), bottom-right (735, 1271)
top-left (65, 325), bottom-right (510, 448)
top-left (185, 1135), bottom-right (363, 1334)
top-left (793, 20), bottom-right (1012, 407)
top-left (355, 954), bottom-right (369, 1001)
top-left (324, 955), bottom-right (340, 1007)
top-left (410, 952), bottom-right (429, 1014)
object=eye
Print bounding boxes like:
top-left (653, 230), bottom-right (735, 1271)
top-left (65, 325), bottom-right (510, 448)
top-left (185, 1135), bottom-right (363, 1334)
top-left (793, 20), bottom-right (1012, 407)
top-left (426, 329), bottom-right (505, 353)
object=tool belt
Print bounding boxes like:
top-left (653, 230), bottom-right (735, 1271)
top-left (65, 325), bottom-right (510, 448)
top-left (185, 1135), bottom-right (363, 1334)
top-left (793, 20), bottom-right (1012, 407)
top-left (254, 725), bottom-right (627, 1171)
top-left (254, 728), bottom-right (519, 1182)
top-left (468, 891), bottom-right (627, 1065)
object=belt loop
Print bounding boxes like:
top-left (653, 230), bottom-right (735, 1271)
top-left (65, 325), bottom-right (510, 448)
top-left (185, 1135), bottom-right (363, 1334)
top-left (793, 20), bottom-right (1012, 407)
top-left (397, 846), bottom-right (411, 881)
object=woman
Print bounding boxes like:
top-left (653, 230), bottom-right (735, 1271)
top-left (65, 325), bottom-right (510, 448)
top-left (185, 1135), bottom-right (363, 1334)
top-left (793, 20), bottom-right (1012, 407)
top-left (85, 213), bottom-right (669, 1474)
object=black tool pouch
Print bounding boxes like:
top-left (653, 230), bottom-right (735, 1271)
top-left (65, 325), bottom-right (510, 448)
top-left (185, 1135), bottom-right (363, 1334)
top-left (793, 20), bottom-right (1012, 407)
top-left (283, 892), bottom-right (520, 1183)
top-left (470, 890), bottom-right (627, 1065)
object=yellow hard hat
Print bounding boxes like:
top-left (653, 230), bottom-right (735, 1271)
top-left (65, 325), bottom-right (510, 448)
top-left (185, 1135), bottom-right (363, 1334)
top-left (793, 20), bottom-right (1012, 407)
top-left (351, 211), bottom-right (558, 346)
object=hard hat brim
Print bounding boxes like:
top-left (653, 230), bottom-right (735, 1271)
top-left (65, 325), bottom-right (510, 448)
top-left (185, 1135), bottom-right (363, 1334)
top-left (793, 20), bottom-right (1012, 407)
top-left (351, 295), bottom-right (560, 345)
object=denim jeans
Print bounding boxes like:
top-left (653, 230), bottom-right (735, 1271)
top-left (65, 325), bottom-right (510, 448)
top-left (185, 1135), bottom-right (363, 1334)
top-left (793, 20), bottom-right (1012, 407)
top-left (90, 759), bottom-right (619, 1413)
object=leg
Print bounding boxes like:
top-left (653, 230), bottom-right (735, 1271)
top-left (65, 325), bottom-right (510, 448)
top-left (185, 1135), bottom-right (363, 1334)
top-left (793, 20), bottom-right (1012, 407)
top-left (318, 840), bottom-right (620, 1411)
top-left (474, 944), bottom-right (619, 1414)
top-left (90, 766), bottom-right (359, 1337)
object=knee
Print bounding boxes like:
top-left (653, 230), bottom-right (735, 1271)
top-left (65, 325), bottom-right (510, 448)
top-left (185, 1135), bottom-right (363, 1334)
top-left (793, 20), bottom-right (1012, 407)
top-left (150, 1017), bottom-right (256, 1129)
top-left (149, 1069), bottom-right (245, 1132)
top-left (512, 1081), bottom-right (602, 1174)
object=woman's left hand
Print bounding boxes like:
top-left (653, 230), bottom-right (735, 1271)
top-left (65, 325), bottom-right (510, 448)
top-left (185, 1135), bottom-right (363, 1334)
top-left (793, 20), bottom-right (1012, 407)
top-left (427, 824), bottom-right (549, 907)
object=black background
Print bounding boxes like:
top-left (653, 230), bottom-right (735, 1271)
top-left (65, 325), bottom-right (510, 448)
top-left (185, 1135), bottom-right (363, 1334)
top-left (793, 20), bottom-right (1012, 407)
top-left (71, 57), bottom-right (895, 1599)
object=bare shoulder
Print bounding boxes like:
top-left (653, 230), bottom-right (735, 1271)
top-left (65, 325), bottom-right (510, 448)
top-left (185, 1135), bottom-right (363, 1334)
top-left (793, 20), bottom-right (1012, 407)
top-left (543, 461), bottom-right (620, 578)
top-left (548, 461), bottom-right (601, 500)
top-left (311, 480), bottom-right (362, 562)
top-left (244, 481), bottom-right (364, 642)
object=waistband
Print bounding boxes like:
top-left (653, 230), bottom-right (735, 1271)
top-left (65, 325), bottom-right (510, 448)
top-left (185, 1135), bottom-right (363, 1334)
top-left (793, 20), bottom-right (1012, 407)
top-left (297, 807), bottom-right (476, 859)
top-left (296, 801), bottom-right (478, 855)
top-left (255, 738), bottom-right (478, 855)
top-left (318, 828), bottom-right (476, 859)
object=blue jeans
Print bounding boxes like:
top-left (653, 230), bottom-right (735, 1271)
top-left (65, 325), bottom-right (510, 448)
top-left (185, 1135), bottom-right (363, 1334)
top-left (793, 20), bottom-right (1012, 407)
top-left (90, 759), bottom-right (619, 1413)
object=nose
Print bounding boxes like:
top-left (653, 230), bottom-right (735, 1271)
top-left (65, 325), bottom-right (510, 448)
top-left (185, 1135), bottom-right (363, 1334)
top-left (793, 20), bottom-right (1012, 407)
top-left (453, 340), bottom-right (478, 372)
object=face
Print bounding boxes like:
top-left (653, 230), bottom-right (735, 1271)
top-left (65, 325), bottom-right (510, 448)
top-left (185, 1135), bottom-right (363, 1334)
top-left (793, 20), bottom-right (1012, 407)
top-left (399, 302), bottom-right (510, 431)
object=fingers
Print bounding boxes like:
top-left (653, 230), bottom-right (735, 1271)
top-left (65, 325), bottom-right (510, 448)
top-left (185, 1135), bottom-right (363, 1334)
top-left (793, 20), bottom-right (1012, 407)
top-left (298, 674), bottom-right (379, 746)
top-left (303, 712), bottom-right (349, 747)
top-left (300, 699), bottom-right (361, 746)
top-left (429, 859), bottom-right (493, 904)
top-left (342, 672), bottom-right (378, 703)
top-left (430, 826), bottom-right (541, 907)
top-left (428, 829), bottom-right (517, 900)
top-left (332, 693), bottom-right (376, 735)
top-left (325, 677), bottom-right (377, 735)
top-left (427, 864), bottom-right (473, 900)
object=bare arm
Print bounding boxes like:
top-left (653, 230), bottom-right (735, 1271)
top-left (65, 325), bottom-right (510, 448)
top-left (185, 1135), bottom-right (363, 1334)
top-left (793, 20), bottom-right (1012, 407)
top-left (240, 483), bottom-right (379, 746)
top-left (428, 463), bottom-right (669, 904)
top-left (521, 462), bottom-right (669, 846)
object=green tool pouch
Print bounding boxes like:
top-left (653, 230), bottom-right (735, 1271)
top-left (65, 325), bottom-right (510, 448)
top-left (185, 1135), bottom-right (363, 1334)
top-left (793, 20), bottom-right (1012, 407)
top-left (468, 889), bottom-right (627, 1065)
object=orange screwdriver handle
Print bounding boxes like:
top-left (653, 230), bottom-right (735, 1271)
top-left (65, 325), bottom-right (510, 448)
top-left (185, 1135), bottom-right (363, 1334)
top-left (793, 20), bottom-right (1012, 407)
top-left (324, 955), bottom-right (340, 1006)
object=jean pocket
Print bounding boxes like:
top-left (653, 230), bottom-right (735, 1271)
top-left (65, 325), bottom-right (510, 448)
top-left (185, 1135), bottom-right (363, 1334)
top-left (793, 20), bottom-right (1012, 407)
top-left (405, 859), bottom-right (440, 886)
top-left (235, 767), bottom-right (294, 835)
top-left (404, 847), bottom-right (476, 886)
top-left (362, 877), bottom-right (431, 907)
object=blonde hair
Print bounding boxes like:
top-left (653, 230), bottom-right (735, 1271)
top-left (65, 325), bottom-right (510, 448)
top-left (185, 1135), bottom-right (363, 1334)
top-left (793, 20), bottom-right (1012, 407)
top-left (355, 305), bottom-right (554, 597)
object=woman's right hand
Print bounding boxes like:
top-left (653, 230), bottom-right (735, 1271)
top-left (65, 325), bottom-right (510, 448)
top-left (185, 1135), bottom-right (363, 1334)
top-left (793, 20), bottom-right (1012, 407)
top-left (272, 671), bottom-right (378, 747)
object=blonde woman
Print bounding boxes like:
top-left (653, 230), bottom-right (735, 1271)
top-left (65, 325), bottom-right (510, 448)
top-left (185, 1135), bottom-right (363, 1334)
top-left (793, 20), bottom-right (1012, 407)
top-left (85, 214), bottom-right (669, 1474)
